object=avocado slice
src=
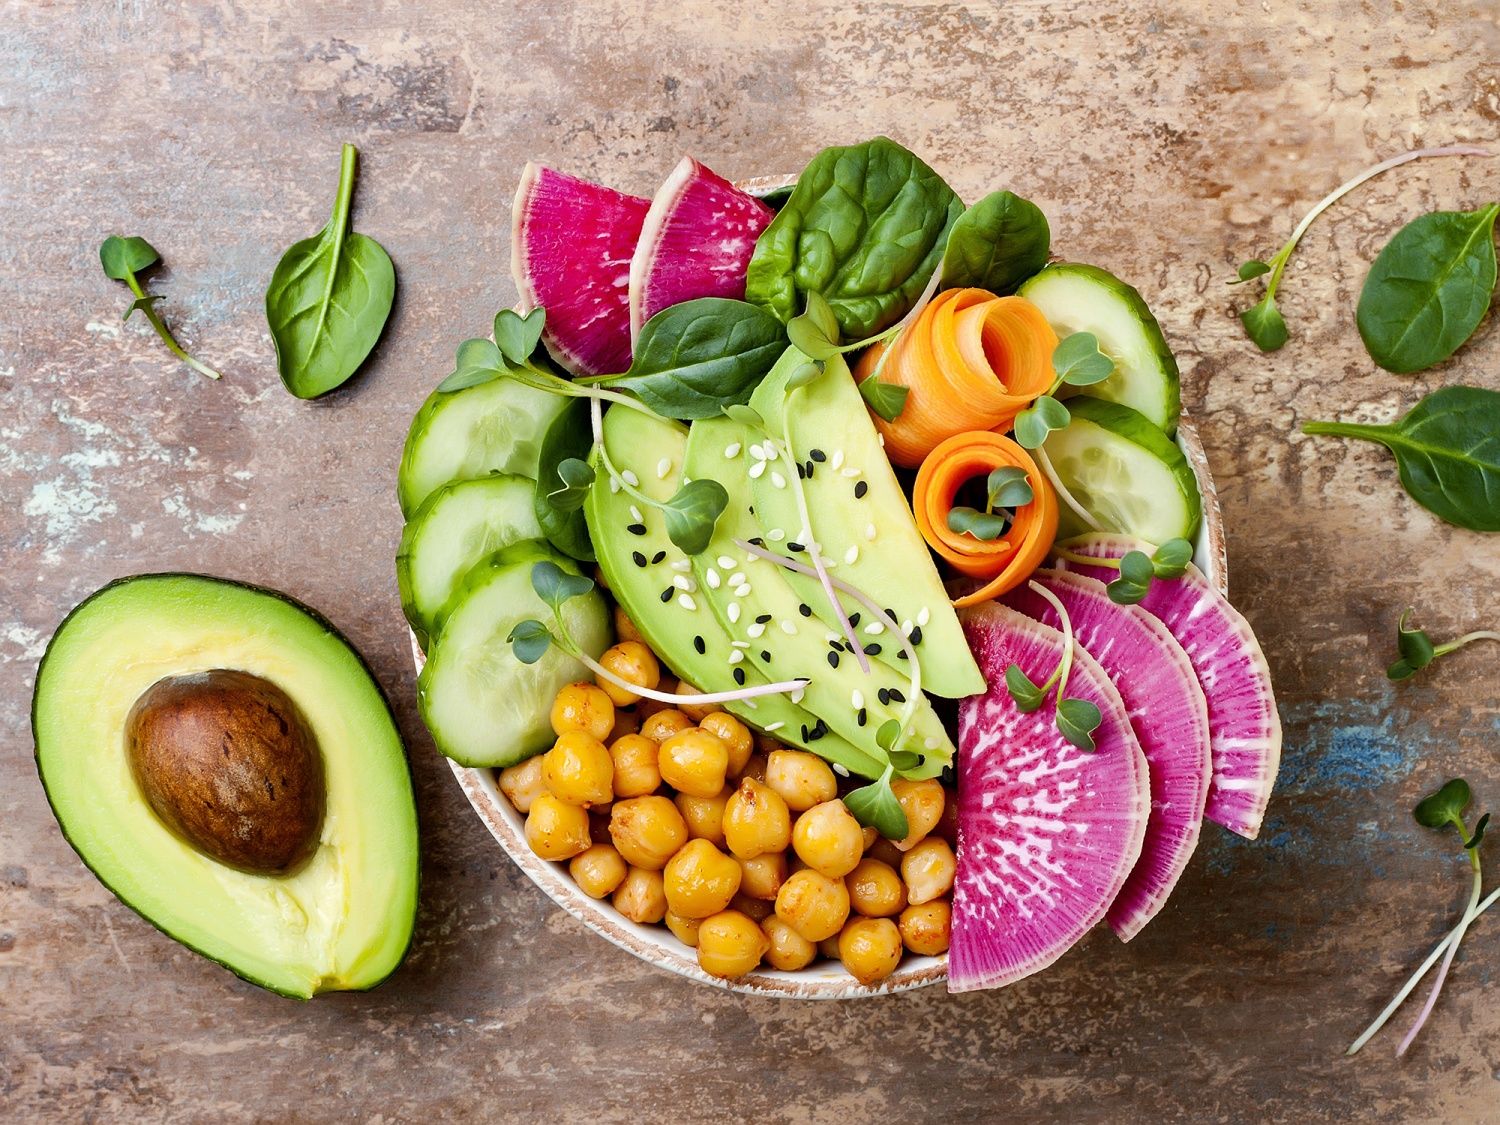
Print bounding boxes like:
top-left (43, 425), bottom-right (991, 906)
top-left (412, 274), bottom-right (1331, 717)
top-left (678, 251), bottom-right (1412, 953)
top-left (684, 416), bottom-right (953, 777)
top-left (32, 574), bottom-right (419, 999)
top-left (748, 347), bottom-right (985, 699)
top-left (585, 406), bottom-right (883, 778)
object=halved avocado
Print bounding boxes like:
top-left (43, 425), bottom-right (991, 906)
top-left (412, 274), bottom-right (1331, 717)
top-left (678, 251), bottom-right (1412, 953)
top-left (32, 574), bottom-right (419, 999)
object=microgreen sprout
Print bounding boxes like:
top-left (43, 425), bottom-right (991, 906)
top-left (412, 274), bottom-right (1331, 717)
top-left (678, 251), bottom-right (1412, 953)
top-left (788, 290), bottom-right (911, 421)
top-left (509, 562), bottom-right (808, 705)
top-left (1002, 581), bottom-right (1103, 752)
top-left (1050, 538), bottom-right (1193, 605)
top-left (1386, 607), bottom-right (1500, 682)
top-left (1348, 778), bottom-right (1493, 1057)
top-left (98, 235), bottom-right (221, 380)
top-left (1227, 145), bottom-right (1491, 352)
top-left (947, 466), bottom-right (1035, 541)
top-left (1012, 333), bottom-right (1115, 449)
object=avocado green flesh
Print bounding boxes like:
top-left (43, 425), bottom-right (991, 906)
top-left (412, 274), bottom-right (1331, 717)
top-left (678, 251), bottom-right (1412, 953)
top-left (585, 408), bottom-right (883, 778)
top-left (1017, 262), bottom-right (1181, 436)
top-left (1043, 398), bottom-right (1201, 544)
top-left (419, 539), bottom-right (610, 768)
top-left (685, 416), bottom-right (952, 776)
top-left (748, 348), bottom-right (985, 700)
top-left (396, 473), bottom-right (543, 646)
top-left (32, 574), bottom-right (418, 999)
top-left (397, 374), bottom-right (570, 518)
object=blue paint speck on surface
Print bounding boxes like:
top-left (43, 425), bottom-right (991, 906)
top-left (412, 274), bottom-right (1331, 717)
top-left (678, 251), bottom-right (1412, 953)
top-left (1275, 700), bottom-right (1431, 795)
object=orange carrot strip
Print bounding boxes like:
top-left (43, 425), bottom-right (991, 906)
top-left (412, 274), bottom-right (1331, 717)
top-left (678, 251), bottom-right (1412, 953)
top-left (912, 431), bottom-right (1059, 606)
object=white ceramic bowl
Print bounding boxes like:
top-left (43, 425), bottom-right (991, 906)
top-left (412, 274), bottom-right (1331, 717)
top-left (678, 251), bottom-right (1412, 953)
top-left (417, 174), bottom-right (1227, 998)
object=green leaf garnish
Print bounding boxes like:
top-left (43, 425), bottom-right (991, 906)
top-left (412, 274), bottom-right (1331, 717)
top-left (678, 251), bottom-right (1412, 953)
top-left (1415, 778), bottom-right (1472, 831)
top-left (493, 307), bottom-right (546, 366)
top-left (986, 466), bottom-right (1034, 510)
top-left (786, 292), bottom-right (842, 360)
top-left (784, 360), bottom-right (825, 389)
top-left (530, 561), bottom-right (595, 612)
top-left (660, 478), bottom-right (729, 556)
top-left (1005, 663), bottom-right (1046, 712)
top-left (843, 768), bottom-right (910, 841)
top-left (1056, 697), bottom-right (1103, 752)
top-left (1240, 296), bottom-right (1289, 352)
top-left (805, 290), bottom-right (840, 342)
top-left (1013, 395), bottom-right (1071, 449)
top-left (947, 506), bottom-right (1009, 541)
top-left (98, 234), bottom-right (221, 381)
top-left (1229, 260), bottom-right (1272, 284)
top-left (545, 457), bottom-right (595, 512)
top-left (886, 749), bottom-right (922, 772)
top-left (506, 619), bottom-right (554, 664)
top-left (1051, 332), bottom-right (1115, 386)
top-left (1150, 538), bottom-right (1193, 578)
top-left (857, 372), bottom-right (910, 422)
top-left (875, 719), bottom-right (902, 753)
top-left (723, 404), bottom-right (765, 429)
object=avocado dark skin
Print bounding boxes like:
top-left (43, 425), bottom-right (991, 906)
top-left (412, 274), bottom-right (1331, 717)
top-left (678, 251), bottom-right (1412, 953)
top-left (125, 669), bottom-right (325, 875)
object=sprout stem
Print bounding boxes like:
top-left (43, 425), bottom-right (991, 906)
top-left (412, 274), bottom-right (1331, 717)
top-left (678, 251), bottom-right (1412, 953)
top-left (1034, 447), bottom-right (1104, 533)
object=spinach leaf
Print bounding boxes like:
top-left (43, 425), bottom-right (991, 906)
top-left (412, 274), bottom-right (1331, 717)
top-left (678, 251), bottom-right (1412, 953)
top-left (598, 298), bottom-right (785, 419)
top-left (1303, 385), bottom-right (1500, 532)
top-left (744, 136), bottom-right (964, 340)
top-left (1357, 203), bottom-right (1500, 374)
top-left (534, 397), bottom-right (596, 562)
top-left (98, 235), bottom-right (221, 381)
top-left (940, 190), bottom-right (1050, 295)
top-left (266, 144), bottom-right (395, 399)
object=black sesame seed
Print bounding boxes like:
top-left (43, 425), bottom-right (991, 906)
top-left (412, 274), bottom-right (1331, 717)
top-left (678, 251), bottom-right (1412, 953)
top-left (885, 608), bottom-right (897, 622)
top-left (878, 688), bottom-right (891, 706)
top-left (694, 635), bottom-right (706, 655)
top-left (897, 650), bottom-right (908, 660)
top-left (734, 667), bottom-right (746, 686)
top-left (801, 724), bottom-right (810, 741)
top-left (910, 625), bottom-right (923, 646)
top-left (660, 587), bottom-right (674, 603)
top-left (796, 462), bottom-right (806, 479)
top-left (809, 724), bottom-right (826, 742)
top-left (829, 639), bottom-right (844, 652)
top-left (813, 719), bottom-right (827, 735)
top-left (805, 460), bottom-right (815, 479)
top-left (651, 550), bottom-right (666, 564)
top-left (755, 613), bottom-right (772, 624)
top-left (798, 603), bottom-right (813, 617)
top-left (857, 707), bottom-right (868, 726)
top-left (888, 688), bottom-right (906, 703)
top-left (749, 537), bottom-right (765, 546)
top-left (632, 551), bottom-right (648, 568)
top-left (809, 449), bottom-right (826, 462)
top-left (864, 642), bottom-right (883, 656)
top-left (827, 651), bottom-right (840, 668)
top-left (627, 523), bottom-right (647, 535)
top-left (848, 612), bottom-right (861, 627)
top-left (854, 481), bottom-right (869, 499)
top-left (760, 650), bottom-right (771, 662)
top-left (749, 506), bottom-right (755, 515)
top-left (787, 541), bottom-right (805, 552)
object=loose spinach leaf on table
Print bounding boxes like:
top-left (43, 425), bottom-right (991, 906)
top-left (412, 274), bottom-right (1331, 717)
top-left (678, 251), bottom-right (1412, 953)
top-left (744, 136), bottom-right (964, 340)
top-left (1303, 385), bottom-right (1500, 532)
top-left (940, 190), bottom-right (1051, 295)
top-left (266, 144), bottom-right (395, 399)
top-left (98, 235), bottom-right (221, 381)
top-left (1356, 203), bottom-right (1500, 374)
top-left (533, 396), bottom-right (596, 563)
top-left (597, 298), bottom-right (785, 419)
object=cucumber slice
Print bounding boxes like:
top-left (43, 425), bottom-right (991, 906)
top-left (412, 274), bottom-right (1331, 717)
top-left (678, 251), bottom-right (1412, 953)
top-left (533, 397), bottom-right (595, 563)
top-left (1018, 263), bottom-right (1180, 435)
top-left (1042, 398), bottom-right (1201, 544)
top-left (397, 375), bottom-right (570, 518)
top-left (418, 539), bottom-right (610, 768)
top-left (397, 475), bottom-right (543, 647)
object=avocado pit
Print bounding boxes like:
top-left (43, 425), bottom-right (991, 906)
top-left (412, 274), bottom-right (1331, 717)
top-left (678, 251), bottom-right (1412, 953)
top-left (125, 669), bottom-right (325, 875)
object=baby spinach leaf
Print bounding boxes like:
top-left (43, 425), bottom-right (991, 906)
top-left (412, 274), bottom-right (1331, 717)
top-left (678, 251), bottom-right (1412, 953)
top-left (98, 235), bottom-right (221, 380)
top-left (533, 397), bottom-right (596, 562)
top-left (660, 478), bottom-right (729, 556)
top-left (266, 144), bottom-right (395, 399)
top-left (843, 769), bottom-right (910, 841)
top-left (599, 298), bottom-right (785, 419)
top-left (1357, 204), bottom-right (1500, 374)
top-left (1303, 385), bottom-right (1500, 532)
top-left (745, 136), bottom-right (964, 340)
top-left (506, 619), bottom-right (554, 665)
top-left (940, 190), bottom-right (1051, 295)
top-left (857, 372), bottom-right (909, 422)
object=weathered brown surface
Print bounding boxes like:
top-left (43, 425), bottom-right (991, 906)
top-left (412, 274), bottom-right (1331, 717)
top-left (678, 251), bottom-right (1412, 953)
top-left (3, 1), bottom-right (1499, 1120)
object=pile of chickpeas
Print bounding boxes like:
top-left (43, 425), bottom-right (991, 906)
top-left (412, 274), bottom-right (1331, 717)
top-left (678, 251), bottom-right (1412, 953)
top-left (497, 613), bottom-right (956, 985)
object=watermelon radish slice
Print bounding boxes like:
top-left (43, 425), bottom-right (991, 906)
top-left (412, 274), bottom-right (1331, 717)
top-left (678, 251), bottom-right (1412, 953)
top-left (628, 156), bottom-right (775, 342)
top-left (1057, 534), bottom-right (1282, 841)
top-left (1002, 570), bottom-right (1211, 941)
top-left (511, 163), bottom-right (650, 377)
top-left (951, 601), bottom-right (1149, 993)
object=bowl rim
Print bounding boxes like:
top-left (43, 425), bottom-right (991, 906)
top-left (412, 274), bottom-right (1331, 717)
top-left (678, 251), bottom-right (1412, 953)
top-left (418, 172), bottom-right (1227, 998)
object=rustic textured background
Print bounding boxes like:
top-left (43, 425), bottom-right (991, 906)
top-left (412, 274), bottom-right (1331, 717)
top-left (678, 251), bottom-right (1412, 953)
top-left (3, 1), bottom-right (1500, 1121)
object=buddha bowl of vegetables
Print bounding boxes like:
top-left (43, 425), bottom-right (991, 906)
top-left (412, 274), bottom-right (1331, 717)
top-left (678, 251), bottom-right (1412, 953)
top-left (395, 139), bottom-right (1274, 998)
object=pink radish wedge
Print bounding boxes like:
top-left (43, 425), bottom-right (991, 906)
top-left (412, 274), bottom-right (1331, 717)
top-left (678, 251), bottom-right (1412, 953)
top-left (511, 163), bottom-right (649, 377)
top-left (1057, 534), bottom-right (1282, 841)
top-left (1003, 570), bottom-right (1211, 941)
top-left (951, 601), bottom-right (1149, 993)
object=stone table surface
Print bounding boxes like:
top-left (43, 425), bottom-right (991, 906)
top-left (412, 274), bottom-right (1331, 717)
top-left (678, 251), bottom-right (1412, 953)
top-left (3, 1), bottom-right (1500, 1121)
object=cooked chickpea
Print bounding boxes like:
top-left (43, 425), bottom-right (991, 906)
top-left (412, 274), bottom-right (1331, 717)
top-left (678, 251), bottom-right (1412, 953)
top-left (674, 679), bottom-right (723, 723)
top-left (639, 708), bottom-right (693, 743)
top-left (635, 675), bottom-right (679, 722)
top-left (865, 835), bottom-right (906, 869)
top-left (722, 778), bottom-right (792, 859)
top-left (525, 793), bottom-right (593, 861)
top-left (775, 868), bottom-right (850, 942)
top-left (818, 935), bottom-right (842, 960)
top-left (765, 750), bottom-right (838, 812)
top-left (658, 728), bottom-right (730, 798)
top-left (730, 892), bottom-right (774, 921)
top-left (613, 605), bottom-right (645, 645)
top-left (608, 705), bottom-right (641, 743)
top-left (665, 909), bottom-right (701, 947)
top-left (609, 796), bottom-right (688, 870)
top-left (550, 681), bottom-right (615, 742)
top-left (861, 825), bottom-right (880, 852)
top-left (663, 839), bottom-right (742, 919)
top-left (846, 858), bottom-right (907, 918)
top-left (762, 915), bottom-right (816, 971)
top-left (735, 851), bottom-right (787, 900)
top-left (892, 778), bottom-right (945, 851)
top-left (608, 733), bottom-right (661, 798)
top-left (792, 800), bottom-right (865, 879)
top-left (901, 836), bottom-right (956, 905)
top-left (699, 712), bottom-right (753, 776)
top-left (597, 641), bottom-right (661, 706)
top-left (498, 755), bottom-right (547, 814)
top-left (696, 910), bottom-right (769, 978)
top-left (569, 843), bottom-right (627, 899)
top-left (675, 787), bottom-right (729, 847)
top-left (734, 752), bottom-right (768, 784)
top-left (899, 900), bottom-right (951, 956)
top-left (754, 732), bottom-right (783, 756)
top-left (613, 866), bottom-right (667, 924)
top-left (542, 731), bottom-right (614, 807)
top-left (838, 917), bottom-right (903, 985)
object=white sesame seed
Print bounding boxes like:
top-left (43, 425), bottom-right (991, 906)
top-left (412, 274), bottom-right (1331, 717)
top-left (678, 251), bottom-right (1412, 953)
top-left (832, 449), bottom-right (844, 470)
top-left (764, 721), bottom-right (785, 732)
top-left (851, 689), bottom-right (864, 709)
top-left (717, 556), bottom-right (735, 570)
top-left (731, 640), bottom-right (750, 649)
top-left (678, 594), bottom-right (697, 611)
top-left (901, 620), bottom-right (914, 635)
top-left (747, 622), bottom-right (766, 639)
top-left (865, 523), bottom-right (877, 541)
top-left (825, 632), bottom-right (841, 643)
top-left (771, 471), bottom-right (786, 490)
top-left (763, 443), bottom-right (779, 461)
top-left (915, 607), bottom-right (930, 627)
top-left (728, 649), bottom-right (744, 664)
top-left (841, 466), bottom-right (860, 477)
top-left (791, 687), bottom-right (805, 705)
top-left (621, 469), bottom-right (639, 487)
top-left (832, 763), bottom-right (849, 777)
top-left (656, 457), bottom-right (672, 479)
top-left (925, 737), bottom-right (942, 751)
top-left (728, 572), bottom-right (746, 586)
top-left (609, 476), bottom-right (622, 493)
top-left (734, 583), bottom-right (752, 597)
top-left (878, 433), bottom-right (885, 447)
top-left (744, 699), bottom-right (758, 710)
top-left (724, 442), bottom-right (742, 459)
top-left (844, 545), bottom-right (859, 565)
top-left (706, 569), bottom-right (721, 589)
top-left (629, 505), bottom-right (644, 523)
top-left (673, 575), bottom-right (697, 593)
top-left (749, 460), bottom-right (767, 479)
top-left (728, 602), bottom-right (741, 624)
top-left (780, 620), bottom-right (798, 635)
top-left (865, 621), bottom-right (885, 635)
top-left (670, 559), bottom-right (692, 572)
top-left (768, 529), bottom-right (785, 541)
